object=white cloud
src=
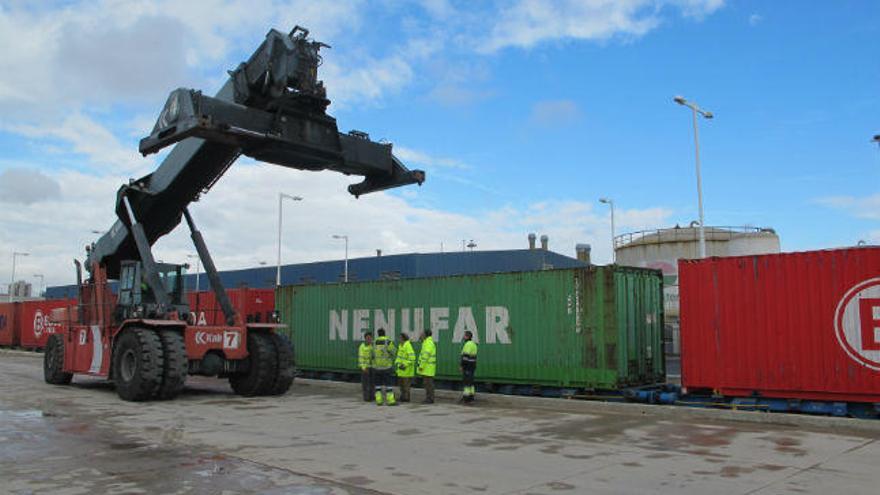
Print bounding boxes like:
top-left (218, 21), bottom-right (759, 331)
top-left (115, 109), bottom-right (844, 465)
top-left (394, 146), bottom-right (470, 170)
top-left (530, 99), bottom-right (582, 126)
top-left (816, 194), bottom-right (880, 220)
top-left (0, 1), bottom-right (365, 117)
top-left (481, 0), bottom-right (724, 53)
top-left (0, 168), bottom-right (61, 204)
top-left (748, 13), bottom-right (763, 26)
top-left (671, 0), bottom-right (725, 20)
top-left (322, 54), bottom-right (415, 109)
top-left (4, 114), bottom-right (149, 172)
top-left (0, 161), bottom-right (672, 287)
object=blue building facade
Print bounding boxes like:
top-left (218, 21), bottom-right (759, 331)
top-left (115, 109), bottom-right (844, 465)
top-left (46, 249), bottom-right (586, 299)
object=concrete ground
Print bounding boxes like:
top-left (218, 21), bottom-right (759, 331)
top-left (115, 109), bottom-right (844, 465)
top-left (1, 350), bottom-right (878, 495)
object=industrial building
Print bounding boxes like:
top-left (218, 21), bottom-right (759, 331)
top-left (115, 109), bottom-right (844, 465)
top-left (46, 241), bottom-right (588, 299)
top-left (615, 225), bottom-right (780, 354)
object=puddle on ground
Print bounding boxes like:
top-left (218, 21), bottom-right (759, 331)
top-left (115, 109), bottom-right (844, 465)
top-left (0, 402), bottom-right (381, 494)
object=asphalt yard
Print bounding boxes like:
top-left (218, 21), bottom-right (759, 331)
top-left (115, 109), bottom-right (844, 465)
top-left (1, 350), bottom-right (878, 494)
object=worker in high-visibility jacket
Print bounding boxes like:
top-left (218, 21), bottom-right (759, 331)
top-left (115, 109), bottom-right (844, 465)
top-left (372, 328), bottom-right (397, 405)
top-left (395, 332), bottom-right (416, 402)
top-left (358, 332), bottom-right (374, 402)
top-left (417, 329), bottom-right (437, 404)
top-left (459, 330), bottom-right (478, 403)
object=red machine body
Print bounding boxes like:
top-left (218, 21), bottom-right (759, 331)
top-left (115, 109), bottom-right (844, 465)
top-left (60, 321), bottom-right (260, 378)
top-left (55, 267), bottom-right (281, 380)
top-left (680, 247), bottom-right (880, 403)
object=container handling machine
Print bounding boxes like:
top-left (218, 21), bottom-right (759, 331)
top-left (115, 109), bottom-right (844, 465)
top-left (43, 26), bottom-right (425, 401)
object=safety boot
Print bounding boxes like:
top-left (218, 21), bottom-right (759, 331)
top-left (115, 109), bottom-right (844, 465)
top-left (375, 391), bottom-right (384, 405)
top-left (386, 392), bottom-right (397, 406)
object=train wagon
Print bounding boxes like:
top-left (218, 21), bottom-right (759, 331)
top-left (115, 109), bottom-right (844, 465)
top-left (0, 302), bottom-right (18, 347)
top-left (0, 299), bottom-right (76, 349)
top-left (680, 247), bottom-right (880, 403)
top-left (276, 266), bottom-right (665, 391)
top-left (16, 299), bottom-right (77, 349)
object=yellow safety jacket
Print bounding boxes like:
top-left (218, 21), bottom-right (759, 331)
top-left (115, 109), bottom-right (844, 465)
top-left (417, 338), bottom-right (436, 377)
top-left (358, 342), bottom-right (373, 371)
top-left (461, 340), bottom-right (478, 368)
top-left (372, 336), bottom-right (396, 370)
top-left (395, 340), bottom-right (416, 377)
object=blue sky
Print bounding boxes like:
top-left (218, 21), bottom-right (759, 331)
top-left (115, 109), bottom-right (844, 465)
top-left (0, 0), bottom-right (878, 287)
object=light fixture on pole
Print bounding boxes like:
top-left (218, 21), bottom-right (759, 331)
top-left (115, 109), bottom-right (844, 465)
top-left (276, 193), bottom-right (303, 287)
top-left (332, 234), bottom-right (349, 282)
top-left (186, 254), bottom-right (201, 292)
top-left (599, 197), bottom-right (616, 263)
top-left (873, 134), bottom-right (880, 147)
top-left (10, 251), bottom-right (30, 302)
top-left (674, 95), bottom-right (713, 258)
top-left (33, 273), bottom-right (44, 298)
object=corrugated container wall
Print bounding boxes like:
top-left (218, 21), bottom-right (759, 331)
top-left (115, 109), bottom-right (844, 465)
top-left (0, 302), bottom-right (18, 347)
top-left (17, 299), bottom-right (77, 349)
top-left (680, 248), bottom-right (880, 403)
top-left (188, 288), bottom-right (275, 326)
top-left (276, 267), bottom-right (664, 389)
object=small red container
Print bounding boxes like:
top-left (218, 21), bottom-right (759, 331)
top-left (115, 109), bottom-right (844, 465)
top-left (187, 288), bottom-right (275, 326)
top-left (17, 299), bottom-right (77, 349)
top-left (680, 248), bottom-right (880, 403)
top-left (0, 302), bottom-right (18, 347)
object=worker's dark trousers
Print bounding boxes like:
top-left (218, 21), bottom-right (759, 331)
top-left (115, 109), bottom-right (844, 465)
top-left (462, 365), bottom-right (476, 402)
top-left (421, 376), bottom-right (435, 402)
top-left (361, 369), bottom-right (373, 401)
top-left (374, 368), bottom-right (392, 393)
top-left (398, 377), bottom-right (411, 402)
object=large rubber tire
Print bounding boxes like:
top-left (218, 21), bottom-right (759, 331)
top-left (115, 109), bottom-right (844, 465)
top-left (229, 332), bottom-right (277, 397)
top-left (156, 330), bottom-right (187, 400)
top-left (112, 328), bottom-right (164, 401)
top-left (44, 334), bottom-right (73, 385)
top-left (267, 332), bottom-right (295, 396)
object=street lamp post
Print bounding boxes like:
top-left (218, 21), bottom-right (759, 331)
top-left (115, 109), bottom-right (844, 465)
top-left (332, 235), bottom-right (349, 282)
top-left (10, 251), bottom-right (30, 301)
top-left (33, 273), bottom-right (44, 298)
top-left (186, 254), bottom-right (201, 292)
top-left (599, 197), bottom-right (616, 263)
top-left (674, 95), bottom-right (713, 258)
top-left (276, 193), bottom-right (303, 287)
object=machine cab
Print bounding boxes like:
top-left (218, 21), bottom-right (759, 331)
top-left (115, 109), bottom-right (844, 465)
top-left (116, 260), bottom-right (189, 322)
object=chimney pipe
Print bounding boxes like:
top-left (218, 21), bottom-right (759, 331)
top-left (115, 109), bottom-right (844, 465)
top-left (540, 235), bottom-right (549, 251)
top-left (376, 249), bottom-right (382, 257)
top-left (576, 243), bottom-right (591, 265)
top-left (528, 233), bottom-right (536, 250)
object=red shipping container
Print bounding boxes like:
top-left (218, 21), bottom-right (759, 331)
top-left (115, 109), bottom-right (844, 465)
top-left (680, 248), bottom-right (880, 403)
top-left (0, 302), bottom-right (18, 347)
top-left (187, 288), bottom-right (275, 326)
top-left (17, 299), bottom-right (77, 349)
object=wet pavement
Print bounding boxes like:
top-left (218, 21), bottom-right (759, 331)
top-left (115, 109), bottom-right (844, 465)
top-left (1, 350), bottom-right (878, 494)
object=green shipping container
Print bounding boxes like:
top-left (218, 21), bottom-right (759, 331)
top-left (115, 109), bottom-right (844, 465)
top-left (276, 266), bottom-right (664, 390)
